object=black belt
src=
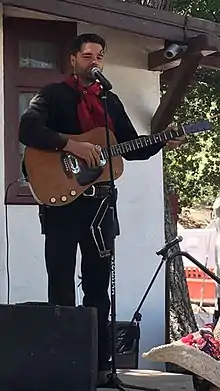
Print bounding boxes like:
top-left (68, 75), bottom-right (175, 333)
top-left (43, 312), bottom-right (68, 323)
top-left (83, 184), bottom-right (115, 198)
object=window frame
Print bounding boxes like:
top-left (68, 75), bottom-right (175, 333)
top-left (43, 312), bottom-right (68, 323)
top-left (4, 17), bottom-right (76, 204)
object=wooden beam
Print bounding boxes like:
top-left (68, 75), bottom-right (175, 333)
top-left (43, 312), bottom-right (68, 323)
top-left (201, 52), bottom-right (220, 70)
top-left (148, 34), bottom-right (220, 71)
top-left (160, 68), bottom-right (179, 84)
top-left (151, 50), bottom-right (202, 133)
top-left (158, 52), bottom-right (220, 84)
top-left (160, 53), bottom-right (220, 84)
top-left (2, 0), bottom-right (220, 46)
top-left (148, 48), bottom-right (181, 72)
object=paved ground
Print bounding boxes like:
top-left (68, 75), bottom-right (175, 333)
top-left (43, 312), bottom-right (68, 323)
top-left (100, 370), bottom-right (194, 391)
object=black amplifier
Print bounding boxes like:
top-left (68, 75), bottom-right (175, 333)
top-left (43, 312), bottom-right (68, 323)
top-left (0, 303), bottom-right (97, 391)
top-left (110, 321), bottom-right (140, 369)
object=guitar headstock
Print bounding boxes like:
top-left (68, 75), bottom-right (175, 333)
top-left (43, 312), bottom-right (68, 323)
top-left (181, 120), bottom-right (212, 136)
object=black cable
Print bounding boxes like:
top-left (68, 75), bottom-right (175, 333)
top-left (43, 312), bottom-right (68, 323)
top-left (4, 179), bottom-right (20, 304)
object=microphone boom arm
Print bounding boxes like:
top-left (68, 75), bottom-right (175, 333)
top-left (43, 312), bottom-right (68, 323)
top-left (156, 236), bottom-right (220, 285)
top-left (168, 250), bottom-right (220, 285)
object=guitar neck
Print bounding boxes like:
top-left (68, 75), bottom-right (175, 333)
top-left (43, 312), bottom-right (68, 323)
top-left (102, 127), bottom-right (183, 158)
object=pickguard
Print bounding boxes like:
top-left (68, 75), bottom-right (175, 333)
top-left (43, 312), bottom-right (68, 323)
top-left (76, 163), bottom-right (103, 186)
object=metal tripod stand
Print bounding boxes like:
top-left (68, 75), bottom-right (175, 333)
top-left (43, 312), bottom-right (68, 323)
top-left (160, 237), bottom-right (220, 391)
top-left (116, 237), bottom-right (183, 358)
top-left (117, 235), bottom-right (220, 391)
top-left (90, 84), bottom-right (159, 391)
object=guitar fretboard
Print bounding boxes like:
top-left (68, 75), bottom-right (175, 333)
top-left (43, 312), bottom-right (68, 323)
top-left (102, 127), bottom-right (183, 158)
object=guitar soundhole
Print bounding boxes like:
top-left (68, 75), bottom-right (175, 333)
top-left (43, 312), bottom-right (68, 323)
top-left (61, 153), bottom-right (103, 186)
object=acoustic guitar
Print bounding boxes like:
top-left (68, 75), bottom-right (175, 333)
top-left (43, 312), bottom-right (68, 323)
top-left (23, 120), bottom-right (211, 206)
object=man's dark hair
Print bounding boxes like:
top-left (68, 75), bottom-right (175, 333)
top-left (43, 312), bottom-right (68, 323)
top-left (70, 33), bottom-right (107, 55)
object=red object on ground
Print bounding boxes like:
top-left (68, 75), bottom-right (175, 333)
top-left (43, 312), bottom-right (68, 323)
top-left (185, 267), bottom-right (216, 304)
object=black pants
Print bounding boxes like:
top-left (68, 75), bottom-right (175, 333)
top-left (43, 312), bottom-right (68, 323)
top-left (41, 196), bottom-right (114, 371)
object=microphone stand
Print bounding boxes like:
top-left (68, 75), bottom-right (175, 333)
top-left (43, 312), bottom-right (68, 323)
top-left (116, 237), bottom-right (184, 357)
top-left (117, 235), bottom-right (220, 391)
top-left (160, 240), bottom-right (220, 391)
top-left (94, 76), bottom-right (158, 390)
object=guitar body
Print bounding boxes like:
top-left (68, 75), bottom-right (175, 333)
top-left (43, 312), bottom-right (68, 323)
top-left (24, 127), bottom-right (124, 206)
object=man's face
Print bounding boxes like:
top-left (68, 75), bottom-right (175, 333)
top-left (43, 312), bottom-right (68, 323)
top-left (70, 42), bottom-right (105, 84)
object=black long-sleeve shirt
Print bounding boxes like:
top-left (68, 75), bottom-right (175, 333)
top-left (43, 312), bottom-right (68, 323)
top-left (19, 81), bottom-right (164, 160)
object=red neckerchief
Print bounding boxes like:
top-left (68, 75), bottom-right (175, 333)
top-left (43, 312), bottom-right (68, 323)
top-left (65, 74), bottom-right (114, 133)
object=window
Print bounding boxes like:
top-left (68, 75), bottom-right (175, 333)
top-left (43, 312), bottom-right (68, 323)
top-left (19, 40), bottom-right (59, 69)
top-left (4, 17), bottom-right (76, 204)
top-left (18, 92), bottom-right (36, 183)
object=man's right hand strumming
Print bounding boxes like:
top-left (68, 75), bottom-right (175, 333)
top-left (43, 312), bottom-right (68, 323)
top-left (63, 139), bottom-right (101, 167)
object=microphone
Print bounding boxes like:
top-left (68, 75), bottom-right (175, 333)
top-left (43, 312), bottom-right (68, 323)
top-left (90, 67), bottom-right (112, 91)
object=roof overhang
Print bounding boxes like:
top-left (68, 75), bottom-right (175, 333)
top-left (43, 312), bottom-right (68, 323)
top-left (3, 0), bottom-right (220, 71)
top-left (1, 0), bottom-right (220, 41)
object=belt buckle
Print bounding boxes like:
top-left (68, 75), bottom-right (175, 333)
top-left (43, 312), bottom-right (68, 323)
top-left (83, 185), bottom-right (96, 197)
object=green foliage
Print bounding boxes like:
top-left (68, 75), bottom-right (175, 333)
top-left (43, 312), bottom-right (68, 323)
top-left (170, 0), bottom-right (220, 21)
top-left (163, 0), bottom-right (220, 207)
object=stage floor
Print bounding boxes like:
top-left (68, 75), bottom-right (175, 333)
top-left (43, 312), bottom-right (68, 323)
top-left (100, 370), bottom-right (194, 391)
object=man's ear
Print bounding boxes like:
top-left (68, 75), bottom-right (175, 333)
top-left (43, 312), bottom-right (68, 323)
top-left (70, 54), bottom-right (76, 68)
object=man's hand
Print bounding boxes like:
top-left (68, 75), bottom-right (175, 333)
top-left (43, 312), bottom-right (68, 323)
top-left (166, 135), bottom-right (186, 150)
top-left (63, 139), bottom-right (101, 167)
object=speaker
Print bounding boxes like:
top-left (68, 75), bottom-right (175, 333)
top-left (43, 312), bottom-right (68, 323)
top-left (0, 303), bottom-right (98, 391)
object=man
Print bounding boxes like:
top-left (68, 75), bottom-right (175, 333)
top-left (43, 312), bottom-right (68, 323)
top-left (19, 33), bottom-right (183, 386)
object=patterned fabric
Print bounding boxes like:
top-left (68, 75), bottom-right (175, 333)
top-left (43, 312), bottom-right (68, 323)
top-left (181, 324), bottom-right (220, 361)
